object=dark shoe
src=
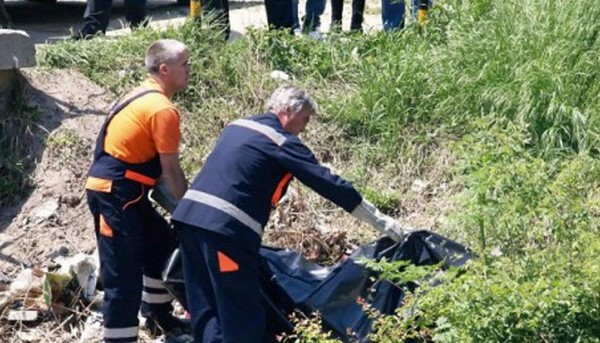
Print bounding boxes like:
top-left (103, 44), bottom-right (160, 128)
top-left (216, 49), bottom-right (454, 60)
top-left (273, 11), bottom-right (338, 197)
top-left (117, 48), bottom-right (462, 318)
top-left (70, 29), bottom-right (102, 40)
top-left (130, 17), bottom-right (150, 31)
top-left (164, 331), bottom-right (194, 343)
top-left (141, 303), bottom-right (191, 336)
top-left (142, 302), bottom-right (191, 336)
top-left (144, 311), bottom-right (191, 337)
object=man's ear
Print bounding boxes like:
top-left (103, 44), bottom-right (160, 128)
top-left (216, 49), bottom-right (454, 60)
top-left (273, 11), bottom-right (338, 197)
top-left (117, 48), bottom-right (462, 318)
top-left (282, 106), bottom-right (293, 118)
top-left (158, 63), bottom-right (168, 75)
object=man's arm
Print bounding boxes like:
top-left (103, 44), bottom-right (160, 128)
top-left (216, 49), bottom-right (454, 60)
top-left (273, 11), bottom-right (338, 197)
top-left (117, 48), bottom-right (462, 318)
top-left (277, 138), bottom-right (405, 242)
top-left (158, 152), bottom-right (187, 200)
top-left (350, 199), bottom-right (405, 242)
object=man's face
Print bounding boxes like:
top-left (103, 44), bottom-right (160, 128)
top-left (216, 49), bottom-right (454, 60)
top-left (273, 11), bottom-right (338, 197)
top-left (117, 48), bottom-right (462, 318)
top-left (162, 51), bottom-right (191, 93)
top-left (284, 106), bottom-right (313, 136)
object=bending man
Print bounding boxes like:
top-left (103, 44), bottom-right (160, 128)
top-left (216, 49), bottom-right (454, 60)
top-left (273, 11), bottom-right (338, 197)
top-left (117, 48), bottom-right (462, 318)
top-left (172, 85), bottom-right (405, 343)
top-left (85, 39), bottom-right (190, 342)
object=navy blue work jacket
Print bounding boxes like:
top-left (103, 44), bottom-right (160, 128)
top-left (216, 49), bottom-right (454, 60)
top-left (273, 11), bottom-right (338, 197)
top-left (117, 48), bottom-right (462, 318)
top-left (172, 112), bottom-right (362, 252)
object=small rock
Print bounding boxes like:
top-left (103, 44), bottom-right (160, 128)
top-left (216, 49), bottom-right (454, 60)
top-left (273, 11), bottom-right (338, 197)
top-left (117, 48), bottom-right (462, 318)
top-left (490, 247), bottom-right (503, 257)
top-left (411, 179), bottom-right (430, 194)
top-left (269, 70), bottom-right (290, 81)
top-left (60, 194), bottom-right (81, 207)
top-left (58, 246), bottom-right (70, 256)
top-left (32, 199), bottom-right (59, 222)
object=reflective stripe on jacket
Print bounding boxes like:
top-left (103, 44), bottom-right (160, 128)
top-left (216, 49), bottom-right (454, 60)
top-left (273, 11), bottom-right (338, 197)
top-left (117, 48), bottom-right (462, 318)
top-left (172, 112), bottom-right (363, 252)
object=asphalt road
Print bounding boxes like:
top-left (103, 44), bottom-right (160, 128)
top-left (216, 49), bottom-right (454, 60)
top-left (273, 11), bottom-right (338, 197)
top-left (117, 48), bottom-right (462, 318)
top-left (3, 0), bottom-right (267, 44)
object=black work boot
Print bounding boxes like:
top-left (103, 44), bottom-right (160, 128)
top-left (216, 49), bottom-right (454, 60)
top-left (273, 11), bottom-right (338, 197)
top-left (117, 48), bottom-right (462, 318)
top-left (141, 302), bottom-right (190, 337)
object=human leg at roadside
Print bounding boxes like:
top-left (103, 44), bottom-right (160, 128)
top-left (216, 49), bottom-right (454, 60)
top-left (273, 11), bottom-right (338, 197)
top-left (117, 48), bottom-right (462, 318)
top-left (331, 0), bottom-right (365, 32)
top-left (290, 0), bottom-right (325, 36)
top-left (200, 0), bottom-right (230, 39)
top-left (330, 0), bottom-right (343, 30)
top-left (76, 0), bottom-right (147, 38)
top-left (349, 0), bottom-right (365, 31)
top-left (265, 0), bottom-right (295, 31)
top-left (381, 0), bottom-right (405, 31)
top-left (124, 0), bottom-right (147, 28)
top-left (302, 0), bottom-right (326, 34)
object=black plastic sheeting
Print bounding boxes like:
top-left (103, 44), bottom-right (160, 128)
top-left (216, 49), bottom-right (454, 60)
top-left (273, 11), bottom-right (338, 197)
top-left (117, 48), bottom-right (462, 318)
top-left (163, 230), bottom-right (472, 342)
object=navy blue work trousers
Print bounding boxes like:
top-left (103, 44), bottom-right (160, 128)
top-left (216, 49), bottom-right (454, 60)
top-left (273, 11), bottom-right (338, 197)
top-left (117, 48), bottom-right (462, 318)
top-left (176, 222), bottom-right (265, 343)
top-left (87, 179), bottom-right (175, 343)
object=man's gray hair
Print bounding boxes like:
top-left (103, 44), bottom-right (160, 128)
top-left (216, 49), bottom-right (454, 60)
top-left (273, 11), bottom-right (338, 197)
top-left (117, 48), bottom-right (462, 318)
top-left (145, 39), bottom-right (188, 74)
top-left (266, 85), bottom-right (318, 114)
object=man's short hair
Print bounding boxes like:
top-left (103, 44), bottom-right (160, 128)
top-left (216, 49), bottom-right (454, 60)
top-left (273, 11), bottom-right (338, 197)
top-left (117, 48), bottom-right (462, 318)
top-left (145, 39), bottom-right (188, 74)
top-left (266, 85), bottom-right (318, 115)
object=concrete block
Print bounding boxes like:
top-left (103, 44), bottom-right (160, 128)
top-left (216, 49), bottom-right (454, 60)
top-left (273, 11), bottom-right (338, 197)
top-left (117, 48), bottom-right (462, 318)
top-left (0, 29), bottom-right (36, 70)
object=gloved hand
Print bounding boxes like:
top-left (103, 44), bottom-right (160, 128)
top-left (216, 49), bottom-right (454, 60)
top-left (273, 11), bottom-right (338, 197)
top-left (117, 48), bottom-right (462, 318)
top-left (379, 215), bottom-right (404, 242)
top-left (351, 199), bottom-right (405, 243)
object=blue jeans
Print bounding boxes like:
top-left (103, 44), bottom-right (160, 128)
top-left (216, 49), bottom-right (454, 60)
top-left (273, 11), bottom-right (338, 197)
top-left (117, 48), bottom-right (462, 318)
top-left (381, 0), bottom-right (432, 31)
top-left (292, 0), bottom-right (326, 31)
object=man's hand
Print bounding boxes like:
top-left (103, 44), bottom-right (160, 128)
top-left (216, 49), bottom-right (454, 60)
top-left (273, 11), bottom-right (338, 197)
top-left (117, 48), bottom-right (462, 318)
top-left (151, 180), bottom-right (179, 214)
top-left (380, 215), bottom-right (404, 242)
top-left (351, 199), bottom-right (407, 243)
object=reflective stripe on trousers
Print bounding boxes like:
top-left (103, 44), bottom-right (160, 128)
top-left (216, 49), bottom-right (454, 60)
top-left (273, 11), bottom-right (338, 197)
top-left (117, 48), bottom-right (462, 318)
top-left (142, 275), bottom-right (173, 304)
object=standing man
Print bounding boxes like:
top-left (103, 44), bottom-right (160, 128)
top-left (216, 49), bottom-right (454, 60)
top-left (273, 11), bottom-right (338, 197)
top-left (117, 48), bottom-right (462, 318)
top-left (172, 85), bottom-right (405, 343)
top-left (73, 0), bottom-right (147, 39)
top-left (85, 39), bottom-right (190, 342)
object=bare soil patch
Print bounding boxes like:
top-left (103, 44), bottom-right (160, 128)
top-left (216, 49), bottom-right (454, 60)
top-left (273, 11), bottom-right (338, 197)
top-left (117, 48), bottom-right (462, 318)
top-left (0, 68), bottom-right (109, 276)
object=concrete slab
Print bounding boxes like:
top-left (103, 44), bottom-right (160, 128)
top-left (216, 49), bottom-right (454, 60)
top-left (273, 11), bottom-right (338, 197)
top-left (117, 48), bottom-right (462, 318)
top-left (0, 29), bottom-right (35, 69)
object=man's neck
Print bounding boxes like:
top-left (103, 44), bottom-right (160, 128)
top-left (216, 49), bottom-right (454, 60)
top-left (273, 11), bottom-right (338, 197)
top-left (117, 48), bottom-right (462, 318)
top-left (149, 75), bottom-right (173, 98)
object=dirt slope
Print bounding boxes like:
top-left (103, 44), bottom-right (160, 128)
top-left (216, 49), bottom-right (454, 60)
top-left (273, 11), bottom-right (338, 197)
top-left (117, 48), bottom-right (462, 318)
top-left (0, 69), bottom-right (110, 277)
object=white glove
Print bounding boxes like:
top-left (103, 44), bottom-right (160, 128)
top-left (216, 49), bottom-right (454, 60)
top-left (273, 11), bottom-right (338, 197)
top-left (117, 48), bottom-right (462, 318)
top-left (351, 199), bottom-right (405, 242)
